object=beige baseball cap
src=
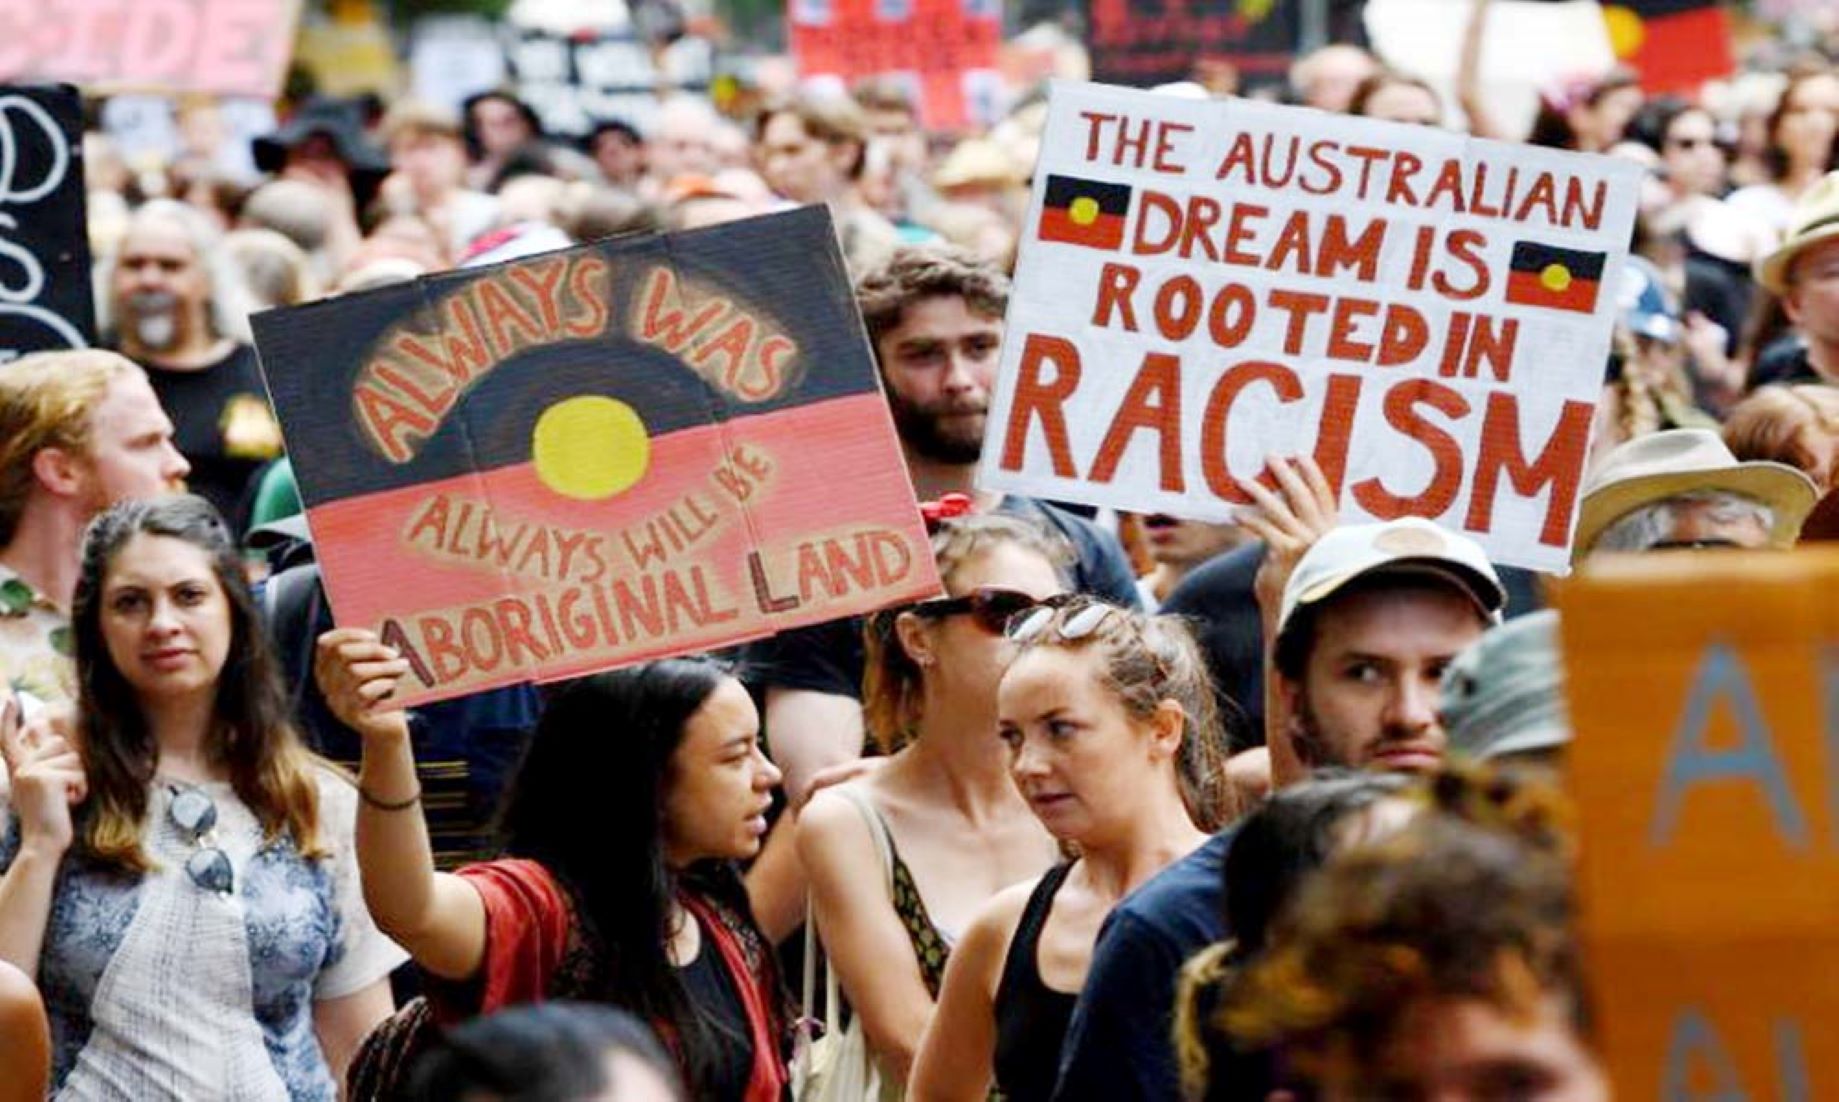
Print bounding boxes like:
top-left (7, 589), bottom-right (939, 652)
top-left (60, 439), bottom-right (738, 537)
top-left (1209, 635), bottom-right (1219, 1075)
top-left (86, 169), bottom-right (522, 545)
top-left (1275, 518), bottom-right (1507, 647)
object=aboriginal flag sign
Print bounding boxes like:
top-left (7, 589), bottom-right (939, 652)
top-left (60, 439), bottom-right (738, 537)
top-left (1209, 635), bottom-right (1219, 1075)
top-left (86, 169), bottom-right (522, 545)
top-left (253, 208), bottom-right (940, 706)
top-left (1038, 175), bottom-right (1132, 250)
top-left (1505, 241), bottom-right (1605, 314)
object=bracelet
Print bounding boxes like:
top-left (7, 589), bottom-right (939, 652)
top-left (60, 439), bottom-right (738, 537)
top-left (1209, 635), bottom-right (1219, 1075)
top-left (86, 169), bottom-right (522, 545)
top-left (358, 785), bottom-right (422, 812)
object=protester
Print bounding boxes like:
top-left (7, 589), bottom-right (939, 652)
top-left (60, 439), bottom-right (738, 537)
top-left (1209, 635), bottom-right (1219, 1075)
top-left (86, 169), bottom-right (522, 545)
top-left (252, 97), bottom-right (389, 273)
top-left (1288, 45), bottom-right (1380, 112)
top-left (755, 92), bottom-right (902, 274)
top-left (797, 514), bottom-right (1069, 1088)
top-left (318, 646), bottom-right (792, 1101)
top-left (744, 247), bottom-right (1139, 808)
top-left (1722, 383), bottom-right (1839, 492)
top-left (1439, 610), bottom-right (1571, 771)
top-left (586, 119), bottom-right (648, 190)
top-left (0, 351), bottom-right (189, 708)
top-left (1726, 68), bottom-right (1838, 239)
top-left (378, 101), bottom-right (500, 260)
top-left (907, 598), bottom-right (1231, 1101)
top-left (1051, 466), bottom-right (1504, 1102)
top-left (1211, 812), bottom-right (1604, 1101)
top-left (0, 494), bottom-right (402, 1095)
top-left (1575, 428), bottom-right (1819, 555)
top-left (1750, 171), bottom-right (1839, 387)
top-left (1170, 770), bottom-right (1420, 1102)
top-left (461, 91), bottom-right (546, 191)
top-left (224, 227), bottom-right (321, 312)
top-left (1592, 255), bottom-right (1724, 456)
top-left (1347, 71), bottom-right (1442, 127)
top-left (103, 199), bottom-right (282, 529)
top-left (1528, 68), bottom-right (1644, 153)
top-left (1132, 515), bottom-right (1243, 611)
top-left (1635, 98), bottom-right (1729, 209)
top-left (406, 1002), bottom-right (683, 1102)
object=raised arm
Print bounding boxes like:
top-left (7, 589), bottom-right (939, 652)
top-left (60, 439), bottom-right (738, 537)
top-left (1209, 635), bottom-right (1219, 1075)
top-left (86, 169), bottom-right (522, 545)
top-left (1455, 0), bottom-right (1501, 139)
top-left (315, 629), bottom-right (487, 981)
top-left (798, 789), bottom-right (937, 1083)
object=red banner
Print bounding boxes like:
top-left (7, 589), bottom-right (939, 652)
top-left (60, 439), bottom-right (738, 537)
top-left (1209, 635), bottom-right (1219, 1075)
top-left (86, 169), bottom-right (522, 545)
top-left (789, 0), bottom-right (1002, 132)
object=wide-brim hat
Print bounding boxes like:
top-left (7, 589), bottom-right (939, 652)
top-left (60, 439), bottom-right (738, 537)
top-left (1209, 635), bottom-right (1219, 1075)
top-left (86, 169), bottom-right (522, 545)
top-left (1574, 428), bottom-right (1819, 556)
top-left (253, 97), bottom-right (390, 178)
top-left (1754, 170), bottom-right (1839, 295)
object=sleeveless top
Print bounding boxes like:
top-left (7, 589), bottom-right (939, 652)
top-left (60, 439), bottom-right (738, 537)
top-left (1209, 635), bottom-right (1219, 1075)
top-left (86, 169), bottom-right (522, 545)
top-left (992, 863), bottom-right (1079, 1102)
top-left (869, 804), bottom-right (956, 997)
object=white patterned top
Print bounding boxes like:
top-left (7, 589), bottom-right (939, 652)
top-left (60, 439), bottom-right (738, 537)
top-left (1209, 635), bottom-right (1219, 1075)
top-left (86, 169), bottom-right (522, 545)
top-left (0, 764), bottom-right (406, 1100)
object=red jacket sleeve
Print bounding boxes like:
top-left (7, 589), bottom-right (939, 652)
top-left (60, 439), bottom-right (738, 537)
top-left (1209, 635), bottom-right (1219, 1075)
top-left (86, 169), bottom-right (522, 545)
top-left (429, 858), bottom-right (572, 1022)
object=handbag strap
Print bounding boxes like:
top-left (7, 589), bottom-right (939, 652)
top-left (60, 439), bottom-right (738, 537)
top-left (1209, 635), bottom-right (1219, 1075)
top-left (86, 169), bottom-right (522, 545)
top-left (803, 785), bottom-right (897, 1044)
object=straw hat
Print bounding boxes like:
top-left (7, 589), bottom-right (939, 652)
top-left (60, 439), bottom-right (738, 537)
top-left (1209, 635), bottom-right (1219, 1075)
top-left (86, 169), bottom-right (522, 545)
top-left (1574, 428), bottom-right (1818, 555)
top-left (1754, 170), bottom-right (1839, 295)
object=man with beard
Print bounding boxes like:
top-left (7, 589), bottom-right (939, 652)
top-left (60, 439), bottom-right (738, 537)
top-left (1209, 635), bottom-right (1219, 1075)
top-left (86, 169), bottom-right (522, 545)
top-left (0, 351), bottom-right (189, 708)
top-left (740, 247), bottom-right (1139, 936)
top-left (1051, 511), bottom-right (1502, 1102)
top-left (107, 200), bottom-right (281, 532)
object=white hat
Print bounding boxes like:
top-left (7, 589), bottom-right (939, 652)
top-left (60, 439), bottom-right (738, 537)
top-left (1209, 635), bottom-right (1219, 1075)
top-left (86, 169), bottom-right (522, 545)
top-left (1275, 518), bottom-right (1506, 649)
top-left (1754, 170), bottom-right (1839, 295)
top-left (1573, 428), bottom-right (1817, 555)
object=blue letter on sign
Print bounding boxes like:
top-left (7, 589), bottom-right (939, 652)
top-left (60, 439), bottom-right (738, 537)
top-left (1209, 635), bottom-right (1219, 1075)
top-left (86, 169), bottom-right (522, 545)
top-left (1650, 641), bottom-right (1809, 850)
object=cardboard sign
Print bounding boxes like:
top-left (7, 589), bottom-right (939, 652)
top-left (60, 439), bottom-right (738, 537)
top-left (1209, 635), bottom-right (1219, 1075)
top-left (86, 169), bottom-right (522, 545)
top-left (1086, 0), bottom-right (1367, 92)
top-left (0, 0), bottom-right (303, 99)
top-left (0, 85), bottom-right (94, 362)
top-left (252, 208), bottom-right (939, 707)
top-left (504, 25), bottom-right (711, 138)
top-left (978, 82), bottom-right (1642, 572)
top-left (789, 0), bottom-right (1004, 132)
top-left (1557, 552), bottom-right (1839, 1099)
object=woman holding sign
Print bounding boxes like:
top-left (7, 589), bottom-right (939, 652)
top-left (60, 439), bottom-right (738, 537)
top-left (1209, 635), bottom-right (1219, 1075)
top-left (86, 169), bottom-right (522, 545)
top-left (0, 494), bottom-right (402, 1099)
top-left (318, 638), bottom-right (794, 1102)
top-left (908, 599), bottom-right (1234, 1102)
top-left (798, 512), bottom-right (1070, 1091)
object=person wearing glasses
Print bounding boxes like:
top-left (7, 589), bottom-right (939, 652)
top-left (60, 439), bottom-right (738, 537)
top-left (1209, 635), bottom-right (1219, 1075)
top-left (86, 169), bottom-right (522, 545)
top-left (0, 494), bottom-right (404, 1099)
top-left (908, 599), bottom-right (1235, 1102)
top-left (796, 513), bottom-right (1070, 1091)
top-left (315, 642), bottom-right (793, 1102)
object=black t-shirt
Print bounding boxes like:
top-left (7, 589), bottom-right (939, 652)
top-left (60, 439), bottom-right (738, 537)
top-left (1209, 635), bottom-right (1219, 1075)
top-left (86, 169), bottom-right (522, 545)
top-left (140, 343), bottom-right (277, 530)
top-left (1747, 335), bottom-right (1821, 391)
top-left (677, 920), bottom-right (756, 1102)
top-left (741, 496), bottom-right (1141, 703)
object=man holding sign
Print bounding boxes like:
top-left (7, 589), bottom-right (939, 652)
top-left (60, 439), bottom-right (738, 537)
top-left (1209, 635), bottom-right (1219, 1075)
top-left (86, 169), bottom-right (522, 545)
top-left (980, 81), bottom-right (1642, 573)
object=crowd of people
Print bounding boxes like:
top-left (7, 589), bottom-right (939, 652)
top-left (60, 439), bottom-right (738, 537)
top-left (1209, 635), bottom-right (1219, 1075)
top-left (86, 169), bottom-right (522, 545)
top-left (0, 11), bottom-right (1835, 1101)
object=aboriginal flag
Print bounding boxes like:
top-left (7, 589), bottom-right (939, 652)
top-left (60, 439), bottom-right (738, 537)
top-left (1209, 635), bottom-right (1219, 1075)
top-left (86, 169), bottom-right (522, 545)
top-left (1505, 241), bottom-right (1606, 314)
top-left (1038, 175), bottom-right (1131, 250)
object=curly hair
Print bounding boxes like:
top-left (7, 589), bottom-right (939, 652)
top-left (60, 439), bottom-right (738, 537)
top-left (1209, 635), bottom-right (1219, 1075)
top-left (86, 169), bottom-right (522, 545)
top-left (854, 245), bottom-right (1009, 355)
top-left (1212, 789), bottom-right (1585, 1090)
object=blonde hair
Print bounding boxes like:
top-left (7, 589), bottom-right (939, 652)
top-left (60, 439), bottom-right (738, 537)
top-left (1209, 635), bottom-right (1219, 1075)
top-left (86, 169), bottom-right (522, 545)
top-left (1723, 384), bottom-right (1839, 485)
top-left (0, 350), bottom-right (143, 547)
top-left (861, 514), bottom-right (1071, 751)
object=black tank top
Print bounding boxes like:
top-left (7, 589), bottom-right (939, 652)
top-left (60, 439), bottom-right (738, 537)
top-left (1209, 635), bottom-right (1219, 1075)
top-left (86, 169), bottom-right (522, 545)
top-left (992, 862), bottom-right (1079, 1102)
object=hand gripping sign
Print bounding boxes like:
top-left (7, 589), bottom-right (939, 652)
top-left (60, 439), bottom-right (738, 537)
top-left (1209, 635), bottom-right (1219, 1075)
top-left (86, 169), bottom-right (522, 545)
top-left (253, 208), bottom-right (939, 707)
top-left (978, 81), bottom-right (1643, 573)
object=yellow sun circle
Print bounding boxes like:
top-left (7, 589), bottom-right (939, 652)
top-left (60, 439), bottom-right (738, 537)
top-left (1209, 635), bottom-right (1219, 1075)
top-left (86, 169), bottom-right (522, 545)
top-left (1602, 6), bottom-right (1645, 58)
top-left (1540, 263), bottom-right (1573, 292)
top-left (531, 396), bottom-right (649, 501)
top-left (1069, 196), bottom-right (1100, 225)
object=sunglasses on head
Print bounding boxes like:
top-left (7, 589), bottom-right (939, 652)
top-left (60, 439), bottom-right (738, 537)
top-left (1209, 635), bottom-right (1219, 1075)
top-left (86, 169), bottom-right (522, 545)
top-left (912, 586), bottom-right (1044, 634)
top-left (1005, 596), bottom-right (1120, 645)
top-left (168, 784), bottom-right (234, 896)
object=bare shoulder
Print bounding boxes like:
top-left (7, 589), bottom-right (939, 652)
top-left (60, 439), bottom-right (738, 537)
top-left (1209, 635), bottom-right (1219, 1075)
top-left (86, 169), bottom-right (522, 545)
top-left (957, 874), bottom-right (1043, 965)
top-left (795, 782), bottom-right (879, 863)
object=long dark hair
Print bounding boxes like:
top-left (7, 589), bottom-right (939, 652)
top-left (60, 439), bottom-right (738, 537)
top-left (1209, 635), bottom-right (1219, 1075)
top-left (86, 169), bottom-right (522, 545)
top-left (407, 1001), bottom-right (683, 1102)
top-left (71, 494), bottom-right (324, 871)
top-left (495, 658), bottom-right (769, 1095)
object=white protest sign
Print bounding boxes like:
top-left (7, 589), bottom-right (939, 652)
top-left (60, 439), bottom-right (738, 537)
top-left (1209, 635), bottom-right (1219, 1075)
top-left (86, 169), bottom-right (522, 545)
top-left (978, 81), bottom-right (1642, 573)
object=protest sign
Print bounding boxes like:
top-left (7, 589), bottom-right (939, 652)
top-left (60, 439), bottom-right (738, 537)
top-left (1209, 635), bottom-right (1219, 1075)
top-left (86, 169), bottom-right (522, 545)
top-left (1557, 552), bottom-right (1838, 1099)
top-left (0, 85), bottom-right (94, 362)
top-left (252, 207), bottom-right (940, 707)
top-left (0, 0), bottom-right (302, 99)
top-left (789, 0), bottom-right (1004, 132)
top-left (504, 25), bottom-right (711, 138)
top-left (977, 82), bottom-right (1641, 572)
top-left (1086, 0), bottom-right (1367, 92)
